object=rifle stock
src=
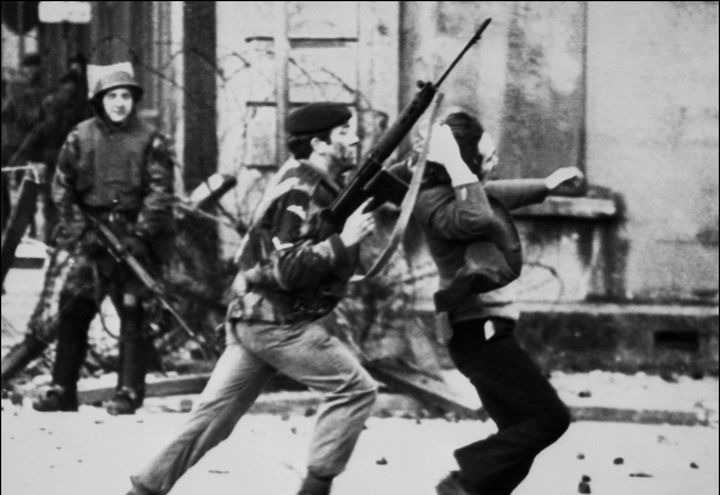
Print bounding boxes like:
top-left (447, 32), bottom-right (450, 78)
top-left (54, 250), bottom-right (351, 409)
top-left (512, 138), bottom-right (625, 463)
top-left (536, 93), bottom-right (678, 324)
top-left (325, 18), bottom-right (492, 229)
top-left (327, 82), bottom-right (437, 227)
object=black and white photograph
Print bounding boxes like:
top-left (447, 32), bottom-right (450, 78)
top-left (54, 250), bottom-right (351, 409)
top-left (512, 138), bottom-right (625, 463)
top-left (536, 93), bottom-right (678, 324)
top-left (1, 2), bottom-right (718, 494)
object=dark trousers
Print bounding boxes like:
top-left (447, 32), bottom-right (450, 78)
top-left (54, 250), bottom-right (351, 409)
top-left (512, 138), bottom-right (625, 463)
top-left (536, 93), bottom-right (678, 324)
top-left (447, 318), bottom-right (571, 495)
top-left (52, 293), bottom-right (98, 392)
top-left (53, 291), bottom-right (149, 401)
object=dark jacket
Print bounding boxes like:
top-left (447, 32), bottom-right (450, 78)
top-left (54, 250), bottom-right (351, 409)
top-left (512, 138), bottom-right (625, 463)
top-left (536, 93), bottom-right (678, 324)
top-left (414, 170), bottom-right (548, 322)
top-left (228, 158), bottom-right (359, 324)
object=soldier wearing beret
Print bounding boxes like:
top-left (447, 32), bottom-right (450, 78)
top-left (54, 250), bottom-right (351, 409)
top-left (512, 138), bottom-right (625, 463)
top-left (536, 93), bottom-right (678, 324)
top-left (126, 102), bottom-right (378, 495)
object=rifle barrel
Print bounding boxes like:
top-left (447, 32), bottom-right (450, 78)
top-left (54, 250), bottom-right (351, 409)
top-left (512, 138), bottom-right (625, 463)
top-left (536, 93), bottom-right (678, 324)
top-left (436, 18), bottom-right (492, 87)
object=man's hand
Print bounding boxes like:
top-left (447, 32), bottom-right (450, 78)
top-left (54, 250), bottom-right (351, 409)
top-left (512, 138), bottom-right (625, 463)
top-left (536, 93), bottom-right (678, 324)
top-left (339, 199), bottom-right (376, 247)
top-left (544, 167), bottom-right (584, 190)
top-left (427, 124), bottom-right (477, 186)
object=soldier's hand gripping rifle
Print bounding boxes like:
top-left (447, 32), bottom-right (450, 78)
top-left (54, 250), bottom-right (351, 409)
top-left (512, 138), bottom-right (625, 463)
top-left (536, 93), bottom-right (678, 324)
top-left (86, 214), bottom-right (221, 358)
top-left (323, 18), bottom-right (492, 230)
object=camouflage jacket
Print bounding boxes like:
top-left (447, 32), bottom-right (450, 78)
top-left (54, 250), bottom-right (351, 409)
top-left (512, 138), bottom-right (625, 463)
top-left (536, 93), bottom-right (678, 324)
top-left (52, 114), bottom-right (175, 250)
top-left (228, 158), bottom-right (359, 324)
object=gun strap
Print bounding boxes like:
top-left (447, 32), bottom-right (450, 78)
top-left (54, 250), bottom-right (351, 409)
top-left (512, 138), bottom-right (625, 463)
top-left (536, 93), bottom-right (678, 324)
top-left (350, 93), bottom-right (444, 283)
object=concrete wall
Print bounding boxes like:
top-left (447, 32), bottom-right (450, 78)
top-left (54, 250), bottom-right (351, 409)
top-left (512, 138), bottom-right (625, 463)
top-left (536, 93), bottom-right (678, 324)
top-left (401, 1), bottom-right (718, 305)
top-left (586, 2), bottom-right (719, 303)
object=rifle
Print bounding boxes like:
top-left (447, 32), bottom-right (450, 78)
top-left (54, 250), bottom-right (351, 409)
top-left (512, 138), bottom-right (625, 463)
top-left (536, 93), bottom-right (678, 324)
top-left (324, 18), bottom-right (492, 229)
top-left (86, 214), bottom-right (221, 358)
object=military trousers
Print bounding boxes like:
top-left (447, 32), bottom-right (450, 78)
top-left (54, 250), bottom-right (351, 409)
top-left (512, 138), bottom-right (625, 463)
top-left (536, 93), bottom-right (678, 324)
top-left (447, 317), bottom-right (571, 495)
top-left (131, 318), bottom-right (378, 495)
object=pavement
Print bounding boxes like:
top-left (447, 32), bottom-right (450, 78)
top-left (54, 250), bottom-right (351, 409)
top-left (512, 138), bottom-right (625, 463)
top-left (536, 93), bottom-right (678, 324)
top-left (1, 401), bottom-right (718, 495)
top-left (2, 245), bottom-right (719, 494)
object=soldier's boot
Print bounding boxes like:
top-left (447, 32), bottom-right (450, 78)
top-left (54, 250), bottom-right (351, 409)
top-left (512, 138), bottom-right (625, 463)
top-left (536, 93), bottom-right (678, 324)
top-left (106, 295), bottom-right (147, 416)
top-left (32, 384), bottom-right (79, 412)
top-left (33, 293), bottom-right (97, 412)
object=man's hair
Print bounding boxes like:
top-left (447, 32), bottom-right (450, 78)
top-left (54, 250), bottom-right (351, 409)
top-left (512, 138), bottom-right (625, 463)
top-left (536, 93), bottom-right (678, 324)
top-left (443, 111), bottom-right (485, 173)
top-left (287, 129), bottom-right (332, 159)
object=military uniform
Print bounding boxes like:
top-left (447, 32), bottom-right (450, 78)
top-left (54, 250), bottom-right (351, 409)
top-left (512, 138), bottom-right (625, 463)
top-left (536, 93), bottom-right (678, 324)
top-left (228, 158), bottom-right (355, 324)
top-left (128, 104), bottom-right (378, 495)
top-left (33, 65), bottom-right (175, 415)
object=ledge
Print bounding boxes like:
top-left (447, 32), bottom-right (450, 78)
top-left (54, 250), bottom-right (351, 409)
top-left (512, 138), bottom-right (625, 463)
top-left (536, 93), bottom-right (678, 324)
top-left (512, 195), bottom-right (618, 220)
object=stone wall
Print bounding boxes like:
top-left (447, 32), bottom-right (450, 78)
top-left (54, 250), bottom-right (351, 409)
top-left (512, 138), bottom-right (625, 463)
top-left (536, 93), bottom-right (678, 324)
top-left (586, 1), bottom-right (719, 303)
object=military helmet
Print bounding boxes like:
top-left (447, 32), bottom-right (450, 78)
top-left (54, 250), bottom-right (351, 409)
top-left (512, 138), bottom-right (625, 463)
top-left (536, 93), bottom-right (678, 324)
top-left (87, 62), bottom-right (143, 103)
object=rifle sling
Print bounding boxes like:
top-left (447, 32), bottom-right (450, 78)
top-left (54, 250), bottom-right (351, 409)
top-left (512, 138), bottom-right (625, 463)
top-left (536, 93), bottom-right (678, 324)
top-left (350, 93), bottom-right (444, 283)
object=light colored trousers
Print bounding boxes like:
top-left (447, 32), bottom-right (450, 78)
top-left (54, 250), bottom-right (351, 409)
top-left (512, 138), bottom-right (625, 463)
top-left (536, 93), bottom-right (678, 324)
top-left (132, 319), bottom-right (378, 494)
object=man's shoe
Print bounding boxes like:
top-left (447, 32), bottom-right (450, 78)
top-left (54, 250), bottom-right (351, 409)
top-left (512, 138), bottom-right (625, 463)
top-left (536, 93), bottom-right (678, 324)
top-left (32, 385), bottom-right (78, 412)
top-left (435, 471), bottom-right (477, 495)
top-left (106, 388), bottom-right (140, 415)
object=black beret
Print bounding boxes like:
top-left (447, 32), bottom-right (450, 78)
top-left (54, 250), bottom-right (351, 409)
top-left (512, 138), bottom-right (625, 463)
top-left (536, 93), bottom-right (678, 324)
top-left (286, 102), bottom-right (351, 136)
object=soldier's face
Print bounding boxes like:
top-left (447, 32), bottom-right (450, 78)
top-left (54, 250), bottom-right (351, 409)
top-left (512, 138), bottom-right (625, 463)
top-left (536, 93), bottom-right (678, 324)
top-left (478, 131), bottom-right (498, 179)
top-left (102, 87), bottom-right (134, 123)
top-left (326, 119), bottom-right (359, 175)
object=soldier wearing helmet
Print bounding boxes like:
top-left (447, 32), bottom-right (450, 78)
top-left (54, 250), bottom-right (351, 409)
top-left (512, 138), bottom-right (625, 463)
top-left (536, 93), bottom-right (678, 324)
top-left (32, 63), bottom-right (176, 416)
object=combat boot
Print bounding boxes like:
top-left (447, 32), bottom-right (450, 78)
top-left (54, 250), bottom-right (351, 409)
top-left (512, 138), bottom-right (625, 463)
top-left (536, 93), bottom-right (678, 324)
top-left (32, 384), bottom-right (79, 412)
top-left (105, 387), bottom-right (141, 415)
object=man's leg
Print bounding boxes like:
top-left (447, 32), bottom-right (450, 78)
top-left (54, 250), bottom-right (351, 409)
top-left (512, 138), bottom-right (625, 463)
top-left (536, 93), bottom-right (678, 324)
top-left (33, 292), bottom-right (97, 412)
top-left (107, 293), bottom-right (149, 415)
top-left (129, 340), bottom-right (274, 495)
top-left (446, 318), bottom-right (570, 495)
top-left (253, 320), bottom-right (378, 494)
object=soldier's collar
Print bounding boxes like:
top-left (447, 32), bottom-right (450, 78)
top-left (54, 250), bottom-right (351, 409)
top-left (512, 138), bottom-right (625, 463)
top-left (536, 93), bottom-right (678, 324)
top-left (295, 159), bottom-right (342, 195)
